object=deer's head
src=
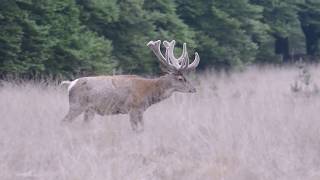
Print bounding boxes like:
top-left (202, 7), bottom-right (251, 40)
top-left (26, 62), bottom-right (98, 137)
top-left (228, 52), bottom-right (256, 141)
top-left (147, 40), bottom-right (200, 93)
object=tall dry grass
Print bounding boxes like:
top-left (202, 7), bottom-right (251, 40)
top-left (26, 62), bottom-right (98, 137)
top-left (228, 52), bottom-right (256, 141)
top-left (1, 66), bottom-right (320, 180)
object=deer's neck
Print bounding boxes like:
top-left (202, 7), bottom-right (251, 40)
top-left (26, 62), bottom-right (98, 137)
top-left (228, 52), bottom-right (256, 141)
top-left (146, 76), bottom-right (174, 106)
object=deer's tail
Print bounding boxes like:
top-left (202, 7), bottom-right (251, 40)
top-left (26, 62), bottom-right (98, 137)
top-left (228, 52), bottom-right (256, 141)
top-left (60, 80), bottom-right (72, 86)
top-left (60, 79), bottom-right (79, 92)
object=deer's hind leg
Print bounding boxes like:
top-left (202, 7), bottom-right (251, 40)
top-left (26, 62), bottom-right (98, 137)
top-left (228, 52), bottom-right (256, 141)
top-left (62, 105), bottom-right (85, 123)
top-left (129, 109), bottom-right (144, 132)
top-left (83, 108), bottom-right (95, 122)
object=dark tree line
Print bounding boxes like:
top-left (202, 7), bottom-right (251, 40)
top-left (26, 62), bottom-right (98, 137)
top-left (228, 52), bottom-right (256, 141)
top-left (1, 0), bottom-right (320, 78)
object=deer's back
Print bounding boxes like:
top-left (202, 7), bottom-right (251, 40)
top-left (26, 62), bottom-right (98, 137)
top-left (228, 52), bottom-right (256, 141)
top-left (68, 75), bottom-right (155, 114)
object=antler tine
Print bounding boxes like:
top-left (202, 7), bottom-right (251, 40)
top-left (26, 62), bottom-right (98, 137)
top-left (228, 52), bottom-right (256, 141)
top-left (147, 40), bottom-right (175, 72)
top-left (177, 43), bottom-right (200, 71)
top-left (148, 39), bottom-right (200, 73)
top-left (163, 40), bottom-right (184, 69)
top-left (162, 40), bottom-right (178, 68)
top-left (167, 41), bottom-right (195, 71)
top-left (162, 40), bottom-right (171, 64)
top-left (147, 40), bottom-right (165, 62)
top-left (165, 40), bottom-right (181, 69)
top-left (179, 43), bottom-right (189, 70)
top-left (186, 52), bottom-right (200, 70)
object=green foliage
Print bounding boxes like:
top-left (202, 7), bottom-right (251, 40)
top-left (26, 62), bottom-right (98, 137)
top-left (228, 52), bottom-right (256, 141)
top-left (105, 0), bottom-right (157, 74)
top-left (76, 0), bottom-right (119, 34)
top-left (297, 0), bottom-right (320, 56)
top-left (0, 0), bottom-right (115, 78)
top-left (0, 0), bottom-right (49, 76)
top-left (143, 0), bottom-right (195, 73)
top-left (95, 0), bottom-right (195, 74)
top-left (251, 0), bottom-right (302, 62)
top-left (1, 0), bottom-right (320, 78)
top-left (253, 0), bottom-right (299, 37)
top-left (176, 0), bottom-right (269, 68)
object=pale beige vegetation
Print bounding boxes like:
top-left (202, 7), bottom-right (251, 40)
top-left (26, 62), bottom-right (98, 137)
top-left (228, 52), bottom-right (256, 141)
top-left (1, 66), bottom-right (320, 180)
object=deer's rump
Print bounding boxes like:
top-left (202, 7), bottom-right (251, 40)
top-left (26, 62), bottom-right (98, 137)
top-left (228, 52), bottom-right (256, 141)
top-left (68, 77), bottom-right (132, 116)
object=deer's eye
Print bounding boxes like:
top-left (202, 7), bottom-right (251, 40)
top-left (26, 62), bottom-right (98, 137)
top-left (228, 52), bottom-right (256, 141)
top-left (178, 76), bottom-right (184, 81)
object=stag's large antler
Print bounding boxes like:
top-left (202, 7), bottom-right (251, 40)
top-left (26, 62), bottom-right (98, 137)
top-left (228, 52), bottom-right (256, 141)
top-left (147, 40), bottom-right (200, 73)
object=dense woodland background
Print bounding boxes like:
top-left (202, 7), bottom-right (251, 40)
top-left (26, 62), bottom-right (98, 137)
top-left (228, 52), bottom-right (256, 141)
top-left (2, 1), bottom-right (320, 179)
top-left (1, 0), bottom-right (320, 78)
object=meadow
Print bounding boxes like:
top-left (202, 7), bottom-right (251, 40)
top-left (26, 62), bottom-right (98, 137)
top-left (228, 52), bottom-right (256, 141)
top-left (1, 66), bottom-right (320, 180)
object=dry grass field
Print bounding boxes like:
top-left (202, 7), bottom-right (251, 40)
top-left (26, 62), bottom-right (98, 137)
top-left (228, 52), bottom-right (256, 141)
top-left (1, 66), bottom-right (320, 180)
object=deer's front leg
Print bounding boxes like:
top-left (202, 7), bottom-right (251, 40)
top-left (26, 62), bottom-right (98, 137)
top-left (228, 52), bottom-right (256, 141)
top-left (129, 109), bottom-right (144, 132)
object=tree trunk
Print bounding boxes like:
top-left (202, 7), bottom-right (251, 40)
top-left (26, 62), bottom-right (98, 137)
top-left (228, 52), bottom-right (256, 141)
top-left (301, 22), bottom-right (319, 58)
top-left (274, 35), bottom-right (289, 61)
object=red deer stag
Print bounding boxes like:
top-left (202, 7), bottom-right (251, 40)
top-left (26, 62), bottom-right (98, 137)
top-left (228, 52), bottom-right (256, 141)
top-left (61, 40), bottom-right (200, 132)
